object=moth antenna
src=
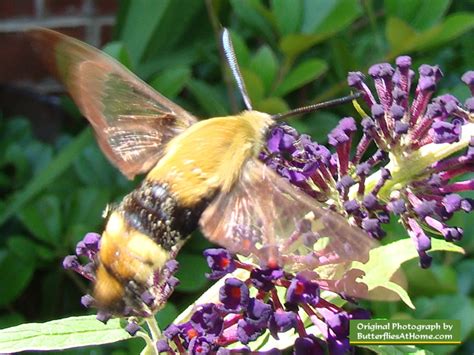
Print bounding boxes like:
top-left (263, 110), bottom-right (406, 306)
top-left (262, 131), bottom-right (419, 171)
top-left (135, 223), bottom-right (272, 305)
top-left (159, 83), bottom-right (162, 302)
top-left (222, 28), bottom-right (253, 111)
top-left (271, 91), bottom-right (363, 121)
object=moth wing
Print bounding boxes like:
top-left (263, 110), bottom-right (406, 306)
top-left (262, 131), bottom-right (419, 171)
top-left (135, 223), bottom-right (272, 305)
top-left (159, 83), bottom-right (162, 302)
top-left (200, 158), bottom-right (379, 298)
top-left (28, 28), bottom-right (197, 179)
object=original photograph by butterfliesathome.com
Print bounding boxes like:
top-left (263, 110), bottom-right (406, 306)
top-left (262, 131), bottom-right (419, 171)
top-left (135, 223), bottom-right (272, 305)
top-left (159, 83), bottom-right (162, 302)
top-left (0, 2), bottom-right (472, 354)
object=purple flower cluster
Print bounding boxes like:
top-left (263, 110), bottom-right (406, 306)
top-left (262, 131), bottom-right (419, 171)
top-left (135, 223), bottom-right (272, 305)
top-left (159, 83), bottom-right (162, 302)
top-left (63, 233), bottom-right (180, 321)
top-left (63, 58), bottom-right (473, 353)
top-left (260, 59), bottom-right (474, 267)
top-left (159, 248), bottom-right (370, 354)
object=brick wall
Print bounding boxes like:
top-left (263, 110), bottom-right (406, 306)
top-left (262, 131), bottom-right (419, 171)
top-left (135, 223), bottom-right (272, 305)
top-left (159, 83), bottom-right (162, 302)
top-left (0, 0), bottom-right (118, 92)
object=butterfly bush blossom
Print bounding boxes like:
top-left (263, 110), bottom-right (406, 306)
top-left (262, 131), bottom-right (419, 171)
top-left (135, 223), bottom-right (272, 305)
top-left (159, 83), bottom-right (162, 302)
top-left (262, 58), bottom-right (474, 268)
top-left (64, 57), bottom-right (473, 354)
top-left (157, 249), bottom-right (370, 354)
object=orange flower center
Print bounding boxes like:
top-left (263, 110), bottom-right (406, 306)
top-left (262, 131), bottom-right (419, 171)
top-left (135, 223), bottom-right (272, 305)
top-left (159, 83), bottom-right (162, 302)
top-left (219, 257), bottom-right (230, 268)
top-left (187, 328), bottom-right (198, 339)
top-left (294, 281), bottom-right (305, 295)
top-left (230, 286), bottom-right (241, 299)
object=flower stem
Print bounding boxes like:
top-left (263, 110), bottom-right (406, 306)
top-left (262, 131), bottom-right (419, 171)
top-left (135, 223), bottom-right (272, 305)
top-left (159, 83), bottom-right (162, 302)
top-left (136, 331), bottom-right (158, 355)
top-left (146, 317), bottom-right (162, 341)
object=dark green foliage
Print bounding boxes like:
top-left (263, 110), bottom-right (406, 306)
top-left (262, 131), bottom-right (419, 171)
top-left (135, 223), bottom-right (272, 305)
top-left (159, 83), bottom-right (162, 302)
top-left (1, 1), bottom-right (473, 353)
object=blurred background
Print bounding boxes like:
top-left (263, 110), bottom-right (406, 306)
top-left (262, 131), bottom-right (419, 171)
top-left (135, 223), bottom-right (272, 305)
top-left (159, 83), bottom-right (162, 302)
top-left (0, 0), bottom-right (473, 354)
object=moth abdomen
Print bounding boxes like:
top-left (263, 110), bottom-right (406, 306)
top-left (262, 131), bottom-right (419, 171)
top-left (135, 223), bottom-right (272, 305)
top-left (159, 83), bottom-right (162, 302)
top-left (120, 179), bottom-right (211, 251)
top-left (95, 177), bottom-right (217, 313)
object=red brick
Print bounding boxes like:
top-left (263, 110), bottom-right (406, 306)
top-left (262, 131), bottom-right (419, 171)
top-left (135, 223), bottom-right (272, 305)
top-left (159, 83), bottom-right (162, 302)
top-left (0, 27), bottom-right (86, 84)
top-left (94, 0), bottom-right (118, 15)
top-left (0, 0), bottom-right (35, 19)
top-left (44, 0), bottom-right (85, 16)
top-left (50, 26), bottom-right (86, 41)
top-left (100, 24), bottom-right (114, 45)
top-left (0, 31), bottom-right (44, 82)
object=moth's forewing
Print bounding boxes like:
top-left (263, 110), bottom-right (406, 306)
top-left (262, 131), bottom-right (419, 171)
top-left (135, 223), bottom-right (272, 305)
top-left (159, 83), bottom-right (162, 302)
top-left (200, 158), bottom-right (380, 299)
top-left (28, 28), bottom-right (197, 179)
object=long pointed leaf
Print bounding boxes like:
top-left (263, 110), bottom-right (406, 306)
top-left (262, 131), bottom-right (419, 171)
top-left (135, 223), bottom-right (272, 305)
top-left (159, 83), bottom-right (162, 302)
top-left (0, 315), bottom-right (131, 353)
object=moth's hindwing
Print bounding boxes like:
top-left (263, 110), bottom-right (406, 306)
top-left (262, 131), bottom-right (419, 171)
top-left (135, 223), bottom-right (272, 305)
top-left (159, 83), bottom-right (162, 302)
top-left (200, 158), bottom-right (380, 298)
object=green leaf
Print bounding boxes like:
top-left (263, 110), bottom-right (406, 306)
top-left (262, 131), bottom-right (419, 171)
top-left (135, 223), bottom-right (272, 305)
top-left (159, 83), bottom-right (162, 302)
top-left (7, 236), bottom-right (38, 265)
top-left (413, 13), bottom-right (474, 50)
top-left (255, 97), bottom-right (289, 115)
top-left (271, 0), bottom-right (302, 35)
top-left (386, 17), bottom-right (417, 54)
top-left (362, 344), bottom-right (434, 354)
top-left (457, 259), bottom-right (474, 295)
top-left (291, 111), bottom-right (340, 143)
top-left (0, 129), bottom-right (93, 226)
top-left (384, 0), bottom-right (421, 23)
top-left (303, 0), bottom-right (361, 34)
top-left (102, 41), bottom-right (133, 69)
top-left (228, 31), bottom-right (250, 68)
top-left (187, 80), bottom-right (228, 116)
top-left (274, 59), bottom-right (328, 96)
top-left (352, 238), bottom-right (465, 309)
top-left (0, 313), bottom-right (24, 329)
top-left (414, 294), bottom-right (473, 354)
top-left (0, 315), bottom-right (131, 352)
top-left (387, 13), bottom-right (474, 56)
top-left (406, 262), bottom-right (458, 296)
top-left (249, 46), bottom-right (278, 94)
top-left (175, 253), bottom-right (210, 293)
top-left (18, 195), bottom-right (62, 245)
top-left (155, 303), bottom-right (179, 329)
top-left (73, 144), bottom-right (121, 188)
top-left (65, 187), bottom-right (112, 231)
top-left (0, 248), bottom-right (35, 307)
top-left (384, 0), bottom-right (450, 30)
top-left (141, 0), bottom-right (204, 63)
top-left (301, 0), bottom-right (337, 33)
top-left (149, 66), bottom-right (191, 99)
top-left (241, 68), bottom-right (265, 104)
top-left (230, 0), bottom-right (275, 43)
top-left (279, 0), bottom-right (361, 59)
top-left (410, 0), bottom-right (450, 30)
top-left (121, 0), bottom-right (171, 67)
top-left (279, 33), bottom-right (322, 59)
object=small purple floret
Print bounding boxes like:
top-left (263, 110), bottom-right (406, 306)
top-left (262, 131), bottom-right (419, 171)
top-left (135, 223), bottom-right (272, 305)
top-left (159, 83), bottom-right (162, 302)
top-left (250, 267), bottom-right (284, 292)
top-left (125, 322), bottom-right (141, 336)
top-left (204, 248), bottom-right (236, 280)
top-left (396, 55), bottom-right (411, 68)
top-left (96, 311), bottom-right (111, 324)
top-left (237, 319), bottom-right (264, 344)
top-left (156, 339), bottom-right (171, 352)
top-left (80, 294), bottom-right (94, 308)
top-left (361, 218), bottom-right (386, 239)
top-left (190, 304), bottom-right (223, 340)
top-left (269, 310), bottom-right (297, 338)
top-left (75, 232), bottom-right (100, 259)
top-left (219, 278), bottom-right (249, 312)
top-left (388, 199), bottom-right (406, 215)
top-left (442, 194), bottom-right (462, 213)
top-left (286, 273), bottom-right (320, 306)
top-left (294, 335), bottom-right (325, 354)
top-left (245, 298), bottom-right (273, 328)
top-left (63, 255), bottom-right (80, 270)
top-left (413, 200), bottom-right (437, 219)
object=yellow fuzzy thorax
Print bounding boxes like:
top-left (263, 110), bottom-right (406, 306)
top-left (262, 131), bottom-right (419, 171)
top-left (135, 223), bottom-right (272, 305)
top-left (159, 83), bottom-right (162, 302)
top-left (147, 110), bottom-right (273, 206)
